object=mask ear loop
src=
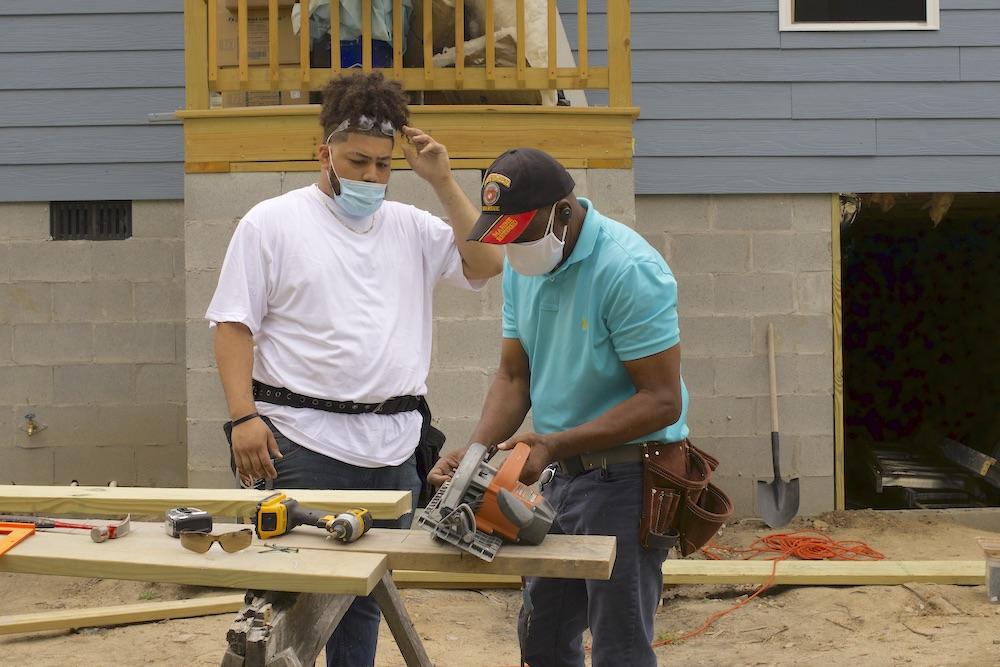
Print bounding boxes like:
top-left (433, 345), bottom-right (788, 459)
top-left (324, 132), bottom-right (342, 196)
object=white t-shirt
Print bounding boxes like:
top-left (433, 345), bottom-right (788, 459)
top-left (206, 184), bottom-right (483, 467)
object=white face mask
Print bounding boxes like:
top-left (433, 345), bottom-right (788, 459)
top-left (506, 206), bottom-right (567, 276)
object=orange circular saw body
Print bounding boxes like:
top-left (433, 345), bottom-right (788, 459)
top-left (474, 442), bottom-right (547, 542)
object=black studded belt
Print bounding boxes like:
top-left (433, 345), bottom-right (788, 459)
top-left (251, 380), bottom-right (422, 415)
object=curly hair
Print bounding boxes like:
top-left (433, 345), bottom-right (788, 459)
top-left (318, 72), bottom-right (409, 142)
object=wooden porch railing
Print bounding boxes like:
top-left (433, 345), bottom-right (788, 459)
top-left (184, 0), bottom-right (632, 110)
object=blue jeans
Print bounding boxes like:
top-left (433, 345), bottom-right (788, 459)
top-left (265, 418), bottom-right (421, 667)
top-left (518, 462), bottom-right (668, 667)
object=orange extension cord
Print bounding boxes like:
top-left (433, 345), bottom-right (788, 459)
top-left (502, 530), bottom-right (885, 666)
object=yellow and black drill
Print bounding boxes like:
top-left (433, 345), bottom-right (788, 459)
top-left (254, 492), bottom-right (373, 542)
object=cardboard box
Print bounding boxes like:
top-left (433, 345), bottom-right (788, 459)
top-left (216, 0), bottom-right (300, 68)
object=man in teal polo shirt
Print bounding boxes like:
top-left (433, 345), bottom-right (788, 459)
top-left (428, 148), bottom-right (687, 667)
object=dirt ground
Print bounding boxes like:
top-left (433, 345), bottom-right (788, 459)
top-left (2, 509), bottom-right (999, 667)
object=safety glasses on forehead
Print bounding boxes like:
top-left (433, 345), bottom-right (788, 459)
top-left (329, 115), bottom-right (395, 141)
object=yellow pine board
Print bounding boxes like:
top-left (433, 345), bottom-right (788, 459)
top-left (0, 595), bottom-right (245, 636)
top-left (0, 485), bottom-right (410, 520)
top-left (0, 523), bottom-right (386, 596)
top-left (392, 570), bottom-right (520, 589)
top-left (662, 559), bottom-right (985, 586)
top-left (264, 528), bottom-right (616, 580)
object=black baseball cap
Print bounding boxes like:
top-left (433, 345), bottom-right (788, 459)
top-left (468, 148), bottom-right (576, 244)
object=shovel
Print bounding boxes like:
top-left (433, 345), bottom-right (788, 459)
top-left (757, 323), bottom-right (800, 528)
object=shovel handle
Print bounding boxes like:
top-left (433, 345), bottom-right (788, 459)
top-left (767, 323), bottom-right (779, 432)
top-left (771, 432), bottom-right (782, 481)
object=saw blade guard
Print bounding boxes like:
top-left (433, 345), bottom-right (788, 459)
top-left (475, 442), bottom-right (555, 544)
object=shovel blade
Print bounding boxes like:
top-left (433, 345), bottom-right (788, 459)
top-left (756, 478), bottom-right (800, 529)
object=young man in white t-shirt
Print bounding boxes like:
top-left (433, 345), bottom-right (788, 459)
top-left (205, 73), bottom-right (502, 667)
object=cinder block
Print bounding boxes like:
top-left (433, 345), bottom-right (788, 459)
top-left (53, 282), bottom-right (132, 323)
top-left (186, 418), bottom-right (231, 470)
top-left (796, 475), bottom-right (836, 516)
top-left (92, 239), bottom-right (177, 282)
top-left (752, 314), bottom-right (831, 355)
top-left (586, 170), bottom-right (635, 228)
top-left (134, 281), bottom-right (184, 322)
top-left (0, 244), bottom-right (9, 283)
top-left (635, 195), bottom-right (711, 235)
top-left (686, 396), bottom-right (757, 437)
top-left (0, 283), bottom-right (52, 323)
top-left (184, 172), bottom-right (282, 221)
top-left (752, 232), bottom-right (831, 273)
top-left (711, 474), bottom-right (756, 518)
top-left (10, 241), bottom-right (91, 282)
top-left (185, 219), bottom-right (238, 271)
top-left (694, 436), bottom-right (791, 479)
top-left (94, 323), bottom-right (176, 363)
top-left (433, 318), bottom-right (503, 369)
top-left (13, 323), bottom-right (93, 364)
top-left (135, 444), bottom-right (188, 487)
top-left (175, 322), bottom-right (186, 362)
top-left (386, 170), bottom-right (482, 218)
top-left (790, 435), bottom-right (835, 477)
top-left (186, 369), bottom-right (230, 420)
top-left (136, 364), bottom-right (187, 403)
top-left (791, 194), bottom-right (834, 231)
top-left (680, 357), bottom-right (715, 398)
top-left (0, 203), bottom-right (49, 241)
top-left (755, 394), bottom-right (833, 437)
top-left (714, 354), bottom-right (794, 399)
top-left (483, 277), bottom-right (504, 314)
top-left (435, 418), bottom-right (481, 452)
top-left (53, 364), bottom-right (135, 404)
top-left (185, 321), bottom-right (215, 371)
top-left (714, 273), bottom-right (795, 316)
top-left (132, 200), bottom-right (184, 239)
top-left (186, 269), bottom-right (222, 320)
top-left (0, 406), bottom-right (13, 449)
top-left (2, 447), bottom-right (55, 484)
top-left (426, 369), bottom-right (489, 420)
top-left (796, 271), bottom-right (833, 314)
top-left (54, 444), bottom-right (137, 486)
top-left (188, 467), bottom-right (238, 489)
top-left (173, 237), bottom-right (185, 278)
top-left (98, 404), bottom-right (183, 446)
top-left (433, 284), bottom-right (486, 319)
top-left (794, 354), bottom-right (833, 394)
top-left (567, 169), bottom-right (589, 198)
top-left (0, 326), bottom-right (11, 364)
top-left (13, 405), bottom-right (102, 448)
top-left (7, 365), bottom-right (54, 407)
top-left (712, 195), bottom-right (793, 231)
top-left (678, 316), bottom-right (751, 356)
top-left (676, 273), bottom-right (714, 317)
top-left (280, 171), bottom-right (320, 194)
top-left (670, 234), bottom-right (750, 275)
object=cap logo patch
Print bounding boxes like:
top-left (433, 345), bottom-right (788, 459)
top-left (483, 182), bottom-right (501, 207)
top-left (484, 172), bottom-right (512, 188)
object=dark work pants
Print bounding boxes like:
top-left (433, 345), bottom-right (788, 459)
top-left (518, 462), bottom-right (668, 667)
top-left (264, 418), bottom-right (421, 667)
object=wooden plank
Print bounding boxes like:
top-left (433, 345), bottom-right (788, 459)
top-left (392, 0), bottom-right (402, 79)
top-left (631, 48), bottom-right (961, 83)
top-left (961, 47), bottom-right (1000, 80)
top-left (781, 11), bottom-right (1000, 48)
top-left (268, 0), bottom-right (279, 88)
top-left (299, 0), bottom-right (310, 85)
top-left (0, 13), bottom-right (182, 52)
top-left (547, 0), bottom-right (557, 87)
top-left (516, 0), bottom-right (526, 84)
top-left (832, 193), bottom-right (845, 511)
top-left (0, 89), bottom-right (184, 127)
top-left (392, 570), bottom-right (521, 589)
top-left (605, 0), bottom-right (631, 107)
top-left (223, 156), bottom-right (623, 172)
top-left (1, 126), bottom-right (182, 165)
top-left (454, 0), bottom-right (464, 88)
top-left (238, 0), bottom-right (250, 87)
top-left (791, 82), bottom-right (1000, 118)
top-left (0, 595), bottom-right (245, 636)
top-left (0, 485), bottom-right (411, 520)
top-left (876, 119), bottom-right (1000, 155)
top-left (661, 559), bottom-right (986, 586)
top-left (264, 527), bottom-right (616, 580)
top-left (180, 106), bottom-right (636, 165)
top-left (0, 51), bottom-right (185, 90)
top-left (361, 0), bottom-right (372, 73)
top-left (372, 574), bottom-right (433, 667)
top-left (632, 155), bottom-right (1000, 195)
top-left (576, 0), bottom-right (588, 82)
top-left (184, 0), bottom-right (209, 109)
top-left (0, 523), bottom-right (387, 596)
top-left (485, 0), bottom-right (495, 86)
top-left (636, 120), bottom-right (875, 157)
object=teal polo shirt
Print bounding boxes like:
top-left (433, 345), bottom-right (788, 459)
top-left (502, 199), bottom-right (689, 443)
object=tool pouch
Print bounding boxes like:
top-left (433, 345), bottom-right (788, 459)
top-left (640, 439), bottom-right (734, 556)
top-left (415, 398), bottom-right (446, 508)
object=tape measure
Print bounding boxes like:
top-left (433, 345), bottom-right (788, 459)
top-left (165, 507), bottom-right (213, 538)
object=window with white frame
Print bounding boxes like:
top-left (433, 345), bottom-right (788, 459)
top-left (779, 0), bottom-right (940, 31)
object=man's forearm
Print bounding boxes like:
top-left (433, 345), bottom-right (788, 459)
top-left (213, 322), bottom-right (256, 420)
top-left (432, 175), bottom-right (503, 279)
top-left (469, 375), bottom-right (531, 447)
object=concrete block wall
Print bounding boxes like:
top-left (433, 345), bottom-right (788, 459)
top-left (637, 194), bottom-right (835, 516)
top-left (183, 168), bottom-right (636, 486)
top-left (0, 201), bottom-right (187, 486)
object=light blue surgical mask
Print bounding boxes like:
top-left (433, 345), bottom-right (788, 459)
top-left (327, 161), bottom-right (387, 218)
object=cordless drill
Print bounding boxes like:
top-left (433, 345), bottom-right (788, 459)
top-left (254, 492), bottom-right (373, 542)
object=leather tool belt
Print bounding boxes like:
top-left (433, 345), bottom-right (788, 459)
top-left (640, 439), bottom-right (734, 555)
top-left (557, 443), bottom-right (644, 476)
top-left (252, 380), bottom-right (421, 415)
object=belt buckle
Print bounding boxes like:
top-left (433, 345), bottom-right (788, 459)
top-left (372, 400), bottom-right (387, 415)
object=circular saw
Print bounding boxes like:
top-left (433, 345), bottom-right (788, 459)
top-left (417, 442), bottom-right (555, 562)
